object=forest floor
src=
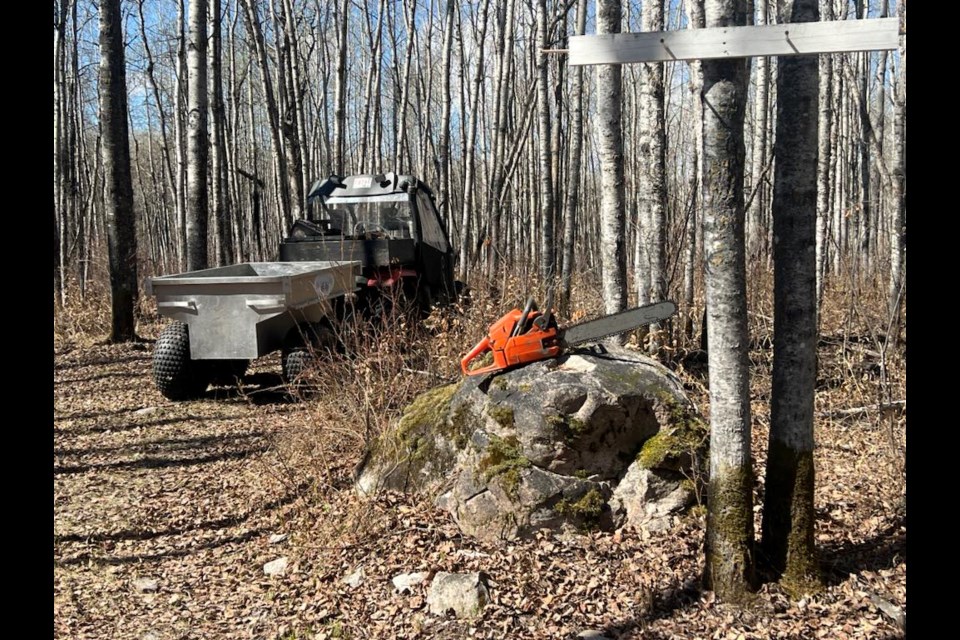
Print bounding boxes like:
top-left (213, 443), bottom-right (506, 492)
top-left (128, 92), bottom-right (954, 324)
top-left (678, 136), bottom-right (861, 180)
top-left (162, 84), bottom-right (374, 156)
top-left (54, 282), bottom-right (906, 640)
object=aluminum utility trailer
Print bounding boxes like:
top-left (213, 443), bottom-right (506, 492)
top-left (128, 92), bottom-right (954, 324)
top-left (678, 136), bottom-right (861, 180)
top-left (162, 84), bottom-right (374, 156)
top-left (146, 261), bottom-right (361, 400)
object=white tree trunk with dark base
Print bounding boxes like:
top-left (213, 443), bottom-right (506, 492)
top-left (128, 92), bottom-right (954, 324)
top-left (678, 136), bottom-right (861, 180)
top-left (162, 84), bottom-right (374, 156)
top-left (595, 0), bottom-right (628, 329)
top-left (99, 0), bottom-right (139, 341)
top-left (185, 0), bottom-right (209, 271)
top-left (701, 0), bottom-right (755, 603)
top-left (760, 0), bottom-right (822, 596)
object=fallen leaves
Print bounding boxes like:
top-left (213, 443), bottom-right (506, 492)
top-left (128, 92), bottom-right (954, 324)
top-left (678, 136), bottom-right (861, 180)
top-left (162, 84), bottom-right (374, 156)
top-left (54, 315), bottom-right (906, 640)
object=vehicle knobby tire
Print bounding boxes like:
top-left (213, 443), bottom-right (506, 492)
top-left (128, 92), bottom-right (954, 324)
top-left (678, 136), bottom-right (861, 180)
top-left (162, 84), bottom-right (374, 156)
top-left (281, 322), bottom-right (340, 384)
top-left (153, 321), bottom-right (211, 401)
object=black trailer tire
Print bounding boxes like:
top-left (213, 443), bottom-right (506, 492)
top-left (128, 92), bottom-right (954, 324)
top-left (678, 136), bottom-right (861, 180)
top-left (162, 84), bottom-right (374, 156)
top-left (281, 322), bottom-right (339, 384)
top-left (281, 347), bottom-right (311, 384)
top-left (153, 321), bottom-right (211, 400)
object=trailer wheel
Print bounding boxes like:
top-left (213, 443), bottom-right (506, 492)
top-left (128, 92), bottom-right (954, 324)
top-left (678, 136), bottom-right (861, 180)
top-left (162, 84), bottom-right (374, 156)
top-left (281, 322), bottom-right (339, 384)
top-left (153, 321), bottom-right (211, 400)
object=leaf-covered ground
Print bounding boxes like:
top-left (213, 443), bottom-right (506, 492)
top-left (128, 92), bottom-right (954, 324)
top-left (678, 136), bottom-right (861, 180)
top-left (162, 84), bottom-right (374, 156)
top-left (54, 315), bottom-right (905, 640)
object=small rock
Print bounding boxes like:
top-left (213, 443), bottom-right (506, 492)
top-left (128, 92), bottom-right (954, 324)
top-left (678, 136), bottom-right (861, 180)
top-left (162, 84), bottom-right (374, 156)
top-left (427, 572), bottom-right (489, 618)
top-left (263, 556), bottom-right (289, 576)
top-left (140, 632), bottom-right (162, 640)
top-left (343, 567), bottom-right (365, 588)
top-left (268, 533), bottom-right (289, 544)
top-left (392, 571), bottom-right (430, 593)
top-left (134, 407), bottom-right (158, 416)
top-left (132, 577), bottom-right (159, 593)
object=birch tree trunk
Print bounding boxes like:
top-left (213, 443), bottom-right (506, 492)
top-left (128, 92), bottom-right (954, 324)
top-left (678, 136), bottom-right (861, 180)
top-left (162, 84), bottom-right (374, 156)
top-left (136, 0), bottom-right (177, 255)
top-left (438, 0), bottom-right (455, 220)
top-left (700, 0), bottom-right (755, 602)
top-left (560, 0), bottom-right (587, 314)
top-left (760, 0), bottom-right (822, 596)
top-left (638, 0), bottom-right (668, 350)
top-left (888, 0), bottom-right (906, 334)
top-left (482, 0), bottom-right (515, 279)
top-left (394, 0), bottom-right (417, 172)
top-left (536, 0), bottom-right (555, 282)
top-left (54, 0), bottom-right (69, 304)
top-left (746, 0), bottom-right (769, 263)
top-left (595, 0), bottom-right (628, 329)
top-left (211, 0), bottom-right (233, 266)
top-left (814, 0), bottom-right (834, 309)
top-left (855, 0), bottom-right (871, 274)
top-left (175, 0), bottom-right (188, 267)
top-left (185, 0), bottom-right (209, 271)
top-left (684, 0), bottom-right (705, 342)
top-left (334, 0), bottom-right (349, 174)
top-left (99, 0), bottom-right (139, 341)
top-left (277, 0), bottom-right (305, 221)
top-left (240, 0), bottom-right (292, 231)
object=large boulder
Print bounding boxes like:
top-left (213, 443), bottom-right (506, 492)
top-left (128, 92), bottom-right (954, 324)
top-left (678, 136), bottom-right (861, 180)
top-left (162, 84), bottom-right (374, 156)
top-left (355, 346), bottom-right (707, 542)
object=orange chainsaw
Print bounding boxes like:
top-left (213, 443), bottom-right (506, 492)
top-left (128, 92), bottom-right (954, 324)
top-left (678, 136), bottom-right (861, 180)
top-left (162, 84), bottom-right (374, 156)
top-left (461, 296), bottom-right (677, 376)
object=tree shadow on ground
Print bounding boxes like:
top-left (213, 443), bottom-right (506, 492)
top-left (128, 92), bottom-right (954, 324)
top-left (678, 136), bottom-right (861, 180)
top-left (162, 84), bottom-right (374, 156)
top-left (54, 526), bottom-right (275, 567)
top-left (208, 372), bottom-right (298, 405)
top-left (55, 370), bottom-right (145, 384)
top-left (54, 405), bottom-right (148, 422)
top-left (53, 444), bottom-right (269, 475)
top-left (53, 483), bottom-right (306, 545)
top-left (819, 516), bottom-right (906, 586)
top-left (56, 414), bottom-right (233, 435)
top-left (53, 352), bottom-right (152, 371)
top-left (54, 430), bottom-right (266, 457)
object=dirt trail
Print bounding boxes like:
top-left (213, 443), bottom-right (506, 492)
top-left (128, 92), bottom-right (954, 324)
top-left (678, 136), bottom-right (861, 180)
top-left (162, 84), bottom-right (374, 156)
top-left (54, 340), bottom-right (312, 639)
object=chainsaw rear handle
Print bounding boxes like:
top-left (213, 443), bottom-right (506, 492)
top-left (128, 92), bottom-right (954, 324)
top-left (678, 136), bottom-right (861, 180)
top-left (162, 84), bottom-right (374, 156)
top-left (461, 336), bottom-right (503, 376)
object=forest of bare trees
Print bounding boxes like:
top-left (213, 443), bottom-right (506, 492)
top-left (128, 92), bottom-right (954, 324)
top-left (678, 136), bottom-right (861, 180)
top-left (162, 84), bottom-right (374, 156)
top-left (52, 0), bottom-right (906, 343)
top-left (53, 0), bottom-right (907, 626)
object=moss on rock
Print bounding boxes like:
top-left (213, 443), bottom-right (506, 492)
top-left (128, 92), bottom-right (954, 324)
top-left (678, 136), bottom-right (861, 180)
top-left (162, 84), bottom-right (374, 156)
top-left (638, 393), bottom-right (708, 471)
top-left (554, 488), bottom-right (606, 528)
top-left (545, 413), bottom-right (589, 444)
top-left (397, 383), bottom-right (460, 439)
top-left (488, 405), bottom-right (515, 429)
top-left (477, 435), bottom-right (531, 500)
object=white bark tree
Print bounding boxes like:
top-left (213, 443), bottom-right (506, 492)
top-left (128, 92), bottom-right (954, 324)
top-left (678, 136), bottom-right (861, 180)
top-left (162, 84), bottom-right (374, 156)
top-left (185, 0), bottom-right (209, 271)
top-left (700, 0), bottom-right (755, 602)
top-left (638, 0), bottom-right (668, 350)
top-left (888, 0), bottom-right (906, 335)
top-left (595, 0), bottom-right (628, 328)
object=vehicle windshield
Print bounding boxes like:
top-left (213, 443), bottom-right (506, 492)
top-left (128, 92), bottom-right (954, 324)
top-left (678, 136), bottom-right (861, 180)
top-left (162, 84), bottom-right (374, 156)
top-left (321, 194), bottom-right (414, 239)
